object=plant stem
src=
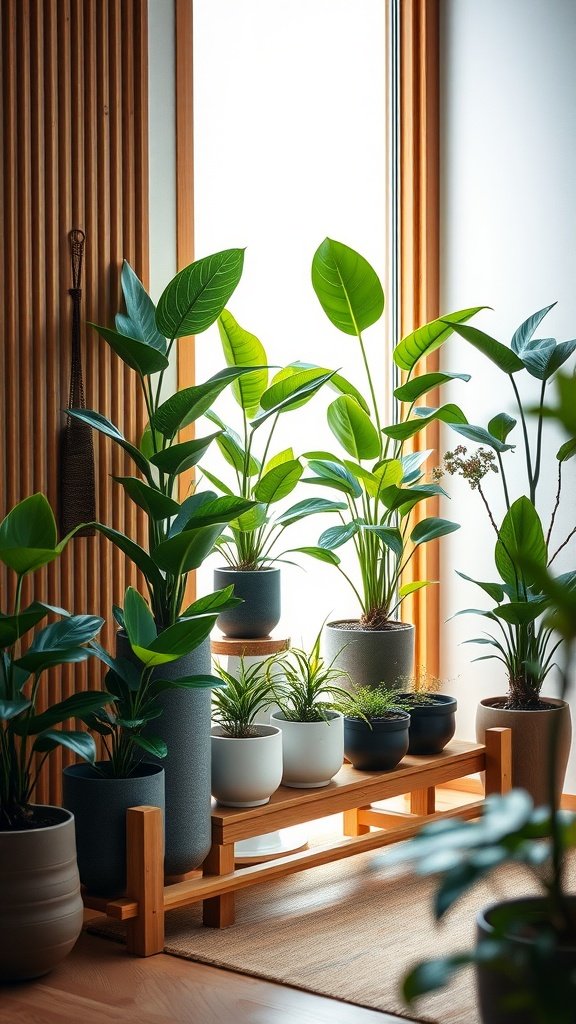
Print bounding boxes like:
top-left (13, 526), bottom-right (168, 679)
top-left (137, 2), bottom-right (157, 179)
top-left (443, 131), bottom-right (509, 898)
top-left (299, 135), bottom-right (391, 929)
top-left (509, 373), bottom-right (535, 501)
top-left (357, 331), bottom-right (383, 455)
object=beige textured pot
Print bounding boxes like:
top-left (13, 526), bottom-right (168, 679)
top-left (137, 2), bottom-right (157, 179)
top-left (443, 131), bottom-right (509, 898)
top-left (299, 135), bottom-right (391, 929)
top-left (476, 697), bottom-right (572, 807)
top-left (0, 806), bottom-right (84, 981)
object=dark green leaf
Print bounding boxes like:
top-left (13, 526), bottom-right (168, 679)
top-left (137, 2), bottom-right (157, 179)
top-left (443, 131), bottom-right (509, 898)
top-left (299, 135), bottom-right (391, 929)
top-left (546, 338), bottom-right (576, 375)
top-left (118, 261), bottom-right (167, 353)
top-left (382, 404), bottom-right (467, 441)
top-left (304, 460), bottom-right (362, 498)
top-left (124, 587), bottom-right (157, 649)
top-left (493, 601), bottom-right (548, 626)
top-left (33, 729), bottom-right (97, 762)
top-left (519, 337), bottom-right (557, 380)
top-left (149, 432), bottom-right (222, 476)
top-left (0, 493), bottom-right (59, 574)
top-left (394, 371), bottom-right (471, 403)
top-left (449, 422), bottom-right (515, 453)
top-left (293, 546), bottom-right (341, 566)
top-left (154, 367), bottom-right (261, 438)
top-left (66, 409), bottom-right (152, 477)
top-left (152, 524), bottom-right (225, 575)
top-left (89, 323), bottom-right (169, 375)
top-left (361, 525), bottom-right (403, 557)
top-left (179, 496), bottom-right (257, 529)
top-left (167, 491), bottom-right (217, 537)
top-left (318, 522), bottom-right (359, 550)
top-left (14, 647), bottom-right (90, 672)
top-left (0, 697), bottom-right (32, 720)
top-left (394, 307), bottom-right (486, 372)
top-left (403, 954), bottom-right (473, 1002)
top-left (274, 497), bottom-right (347, 527)
top-left (0, 603), bottom-right (49, 646)
top-left (495, 498), bottom-right (547, 588)
top-left (455, 571), bottom-right (505, 603)
top-left (181, 586), bottom-right (243, 616)
top-left (113, 477), bottom-right (180, 520)
top-left (411, 517), bottom-right (460, 547)
top-left (443, 321), bottom-right (525, 374)
top-left (27, 615), bottom-right (103, 652)
top-left (131, 734), bottom-right (168, 758)
top-left (311, 237), bottom-right (384, 335)
top-left (156, 248), bottom-right (245, 338)
top-left (557, 438), bottom-right (576, 462)
top-left (488, 412), bottom-right (517, 442)
top-left (92, 524), bottom-right (164, 591)
top-left (17, 691), bottom-right (111, 734)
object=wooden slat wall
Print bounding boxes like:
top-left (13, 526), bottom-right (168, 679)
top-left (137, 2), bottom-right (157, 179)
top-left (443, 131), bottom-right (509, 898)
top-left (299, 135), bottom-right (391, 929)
top-left (0, 0), bottom-right (149, 805)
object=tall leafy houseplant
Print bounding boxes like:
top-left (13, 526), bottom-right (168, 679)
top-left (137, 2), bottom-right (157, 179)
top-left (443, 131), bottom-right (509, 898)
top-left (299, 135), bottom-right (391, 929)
top-left (201, 309), bottom-right (351, 637)
top-left (427, 305), bottom-right (576, 801)
top-left (302, 238), bottom-right (480, 686)
top-left (0, 494), bottom-right (106, 981)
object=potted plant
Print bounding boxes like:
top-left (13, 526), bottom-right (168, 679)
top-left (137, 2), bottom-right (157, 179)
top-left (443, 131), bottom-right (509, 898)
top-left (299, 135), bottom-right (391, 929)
top-left (63, 587), bottom-right (224, 895)
top-left (301, 238), bottom-right (477, 687)
top-left (202, 308), bottom-right (351, 638)
top-left (432, 303), bottom-right (576, 803)
top-left (211, 657), bottom-right (282, 806)
top-left (269, 627), bottom-right (350, 787)
top-left (0, 494), bottom-right (106, 980)
top-left (67, 252), bottom-right (262, 874)
top-left (396, 667), bottom-right (457, 755)
top-left (333, 685), bottom-right (412, 771)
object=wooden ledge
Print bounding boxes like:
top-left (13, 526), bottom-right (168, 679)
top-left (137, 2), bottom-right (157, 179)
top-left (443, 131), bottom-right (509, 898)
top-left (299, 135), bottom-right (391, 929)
top-left (211, 635), bottom-right (290, 656)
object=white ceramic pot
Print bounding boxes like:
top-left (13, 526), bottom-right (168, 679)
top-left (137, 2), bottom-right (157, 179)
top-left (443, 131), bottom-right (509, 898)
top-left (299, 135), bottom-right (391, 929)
top-left (270, 711), bottom-right (344, 788)
top-left (211, 724), bottom-right (283, 807)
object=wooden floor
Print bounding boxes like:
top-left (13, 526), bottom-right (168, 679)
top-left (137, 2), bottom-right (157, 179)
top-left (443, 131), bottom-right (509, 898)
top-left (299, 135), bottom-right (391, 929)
top-left (2, 787), bottom-right (480, 1024)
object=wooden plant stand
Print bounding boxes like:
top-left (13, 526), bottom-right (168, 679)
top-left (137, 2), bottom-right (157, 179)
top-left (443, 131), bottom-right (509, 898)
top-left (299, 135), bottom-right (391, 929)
top-left (83, 728), bottom-right (511, 957)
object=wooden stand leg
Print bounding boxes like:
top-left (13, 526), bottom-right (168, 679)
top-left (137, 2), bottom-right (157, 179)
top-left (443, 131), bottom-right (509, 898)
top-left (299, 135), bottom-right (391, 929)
top-left (125, 806), bottom-right (165, 957)
top-left (410, 787), bottom-right (435, 816)
top-left (485, 727), bottom-right (512, 795)
top-left (343, 807), bottom-right (371, 836)
top-left (202, 842), bottom-right (235, 927)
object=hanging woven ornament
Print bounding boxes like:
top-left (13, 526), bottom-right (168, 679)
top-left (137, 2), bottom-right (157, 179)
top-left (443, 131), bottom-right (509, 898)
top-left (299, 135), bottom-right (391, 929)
top-left (59, 229), bottom-right (96, 536)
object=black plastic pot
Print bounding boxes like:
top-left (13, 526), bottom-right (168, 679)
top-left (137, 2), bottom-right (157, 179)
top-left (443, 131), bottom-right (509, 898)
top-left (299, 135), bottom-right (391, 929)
top-left (214, 566), bottom-right (281, 638)
top-left (476, 898), bottom-right (576, 1024)
top-left (397, 693), bottom-right (457, 754)
top-left (62, 762), bottom-right (165, 897)
top-left (344, 711), bottom-right (410, 771)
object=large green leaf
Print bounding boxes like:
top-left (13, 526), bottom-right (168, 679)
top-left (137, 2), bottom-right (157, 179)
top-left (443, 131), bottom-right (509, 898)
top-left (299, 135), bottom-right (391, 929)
top-left (304, 460), bottom-right (362, 498)
top-left (327, 395), bottom-right (380, 460)
top-left (293, 546), bottom-right (341, 566)
top-left (546, 338), bottom-right (576, 376)
top-left (14, 647), bottom-right (91, 672)
top-left (449, 422), bottom-right (515, 453)
top-left (557, 438), bottom-right (576, 463)
top-left (495, 497), bottom-right (547, 587)
top-left (511, 303), bottom-right (556, 354)
top-left (275, 361), bottom-right (371, 414)
top-left (382, 405), bottom-right (467, 442)
top-left (124, 587), bottom-right (157, 649)
top-left (274, 497), bottom-right (347, 527)
top-left (410, 517), bottom-right (460, 547)
top-left (33, 730), bottom-right (97, 762)
top-left (117, 261), bottom-right (167, 353)
top-left (318, 522), bottom-right (359, 550)
top-left (181, 586), bottom-right (243, 617)
top-left (16, 691), bottom-right (110, 734)
top-left (113, 477), bottom-right (180, 520)
top-left (152, 524), bottom-right (225, 575)
top-left (394, 372), bottom-right (471, 404)
top-left (67, 409), bottom-right (152, 478)
top-left (493, 601), bottom-right (549, 626)
top-left (254, 369), bottom-right (335, 425)
top-left (443, 322), bottom-right (525, 374)
top-left (149, 432), bottom-right (222, 476)
top-left (311, 237), bottom-right (384, 336)
top-left (205, 412), bottom-right (260, 476)
top-left (92, 524), bottom-right (165, 591)
top-left (517, 337), bottom-right (557, 380)
top-left (0, 697), bottom-right (32, 720)
top-left (229, 504), bottom-right (267, 532)
top-left (487, 412), bottom-right (517, 442)
top-left (253, 460), bottom-right (303, 504)
top-left (0, 603), bottom-right (50, 646)
top-left (361, 525), bottom-right (403, 557)
top-left (132, 614), bottom-right (218, 666)
top-left (217, 309), bottom-right (268, 415)
top-left (394, 307), bottom-right (486, 372)
top-left (27, 615), bottom-right (103, 652)
top-left (155, 248), bottom-right (245, 339)
top-left (0, 493), bottom-right (60, 575)
top-left (179, 496), bottom-right (257, 529)
top-left (89, 323), bottom-right (169, 375)
top-left (154, 367), bottom-right (262, 438)
top-left (455, 571), bottom-right (505, 604)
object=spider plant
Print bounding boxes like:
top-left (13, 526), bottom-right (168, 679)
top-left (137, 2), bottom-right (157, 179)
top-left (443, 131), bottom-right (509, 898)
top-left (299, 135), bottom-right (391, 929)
top-left (272, 628), bottom-right (350, 723)
top-left (211, 657), bottom-right (278, 738)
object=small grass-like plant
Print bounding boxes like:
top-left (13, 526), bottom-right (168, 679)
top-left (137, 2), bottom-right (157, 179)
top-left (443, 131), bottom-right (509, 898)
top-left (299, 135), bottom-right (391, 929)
top-left (397, 666), bottom-right (443, 707)
top-left (334, 685), bottom-right (412, 723)
top-left (272, 629), bottom-right (351, 723)
top-left (212, 658), bottom-right (277, 738)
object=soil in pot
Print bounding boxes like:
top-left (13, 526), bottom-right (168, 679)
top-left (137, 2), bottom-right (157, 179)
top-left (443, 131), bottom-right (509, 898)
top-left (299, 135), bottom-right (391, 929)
top-left (324, 620), bottom-right (415, 690)
top-left (214, 567), bottom-right (281, 639)
top-left (211, 724), bottom-right (283, 806)
top-left (344, 711), bottom-right (410, 771)
top-left (397, 693), bottom-right (457, 755)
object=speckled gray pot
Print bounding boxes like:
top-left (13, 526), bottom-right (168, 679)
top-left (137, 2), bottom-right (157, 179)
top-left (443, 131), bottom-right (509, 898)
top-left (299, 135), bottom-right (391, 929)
top-left (63, 763), bottom-right (165, 897)
top-left (116, 632), bottom-right (212, 877)
top-left (214, 567), bottom-right (281, 638)
top-left (324, 619), bottom-right (415, 690)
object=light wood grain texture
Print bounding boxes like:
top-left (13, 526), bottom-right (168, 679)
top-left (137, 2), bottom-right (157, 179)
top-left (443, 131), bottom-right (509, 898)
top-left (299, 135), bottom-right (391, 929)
top-left (126, 807), bottom-right (165, 956)
top-left (343, 807), bottom-right (371, 837)
top-left (211, 635), bottom-right (291, 657)
top-left (0, 0), bottom-right (149, 805)
top-left (410, 785), bottom-right (436, 815)
top-left (399, 0), bottom-right (440, 675)
top-left (484, 726), bottom-right (512, 795)
top-left (202, 842), bottom-right (236, 929)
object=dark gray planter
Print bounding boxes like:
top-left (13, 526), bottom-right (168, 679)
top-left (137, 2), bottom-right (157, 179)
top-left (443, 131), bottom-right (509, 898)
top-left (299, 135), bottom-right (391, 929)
top-left (116, 632), bottom-right (213, 877)
top-left (62, 763), bottom-right (164, 897)
top-left (344, 711), bottom-right (410, 771)
top-left (397, 693), bottom-right (457, 754)
top-left (476, 898), bottom-right (576, 1023)
top-left (214, 566), bottom-right (281, 638)
top-left (323, 619), bottom-right (415, 690)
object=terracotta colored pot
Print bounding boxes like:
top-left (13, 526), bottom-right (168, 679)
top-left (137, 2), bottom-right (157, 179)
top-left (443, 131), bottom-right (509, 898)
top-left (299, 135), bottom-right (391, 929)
top-left (476, 696), bottom-right (572, 806)
top-left (0, 806), bottom-right (83, 981)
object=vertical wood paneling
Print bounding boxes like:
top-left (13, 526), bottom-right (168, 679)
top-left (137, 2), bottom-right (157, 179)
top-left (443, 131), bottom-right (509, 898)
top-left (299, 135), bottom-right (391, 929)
top-left (0, 0), bottom-right (149, 805)
top-left (399, 0), bottom-right (440, 678)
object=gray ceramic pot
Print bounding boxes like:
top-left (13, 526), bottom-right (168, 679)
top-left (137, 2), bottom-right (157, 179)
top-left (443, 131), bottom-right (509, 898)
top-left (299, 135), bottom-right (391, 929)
top-left (397, 693), bottom-right (457, 754)
top-left (324, 619), bottom-right (415, 690)
top-left (0, 806), bottom-right (83, 981)
top-left (214, 566), bottom-right (281, 638)
top-left (116, 632), bottom-right (213, 877)
top-left (63, 762), bottom-right (165, 897)
top-left (344, 712), bottom-right (411, 771)
top-left (476, 898), bottom-right (576, 1023)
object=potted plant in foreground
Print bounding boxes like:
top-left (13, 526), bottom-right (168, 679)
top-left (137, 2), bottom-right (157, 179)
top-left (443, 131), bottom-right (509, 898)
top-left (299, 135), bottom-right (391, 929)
top-left (396, 667), bottom-right (457, 755)
top-left (63, 587), bottom-right (224, 895)
top-left (0, 494), bottom-right (106, 980)
top-left (433, 303), bottom-right (576, 803)
top-left (68, 252), bottom-right (262, 875)
top-left (334, 686), bottom-right (412, 771)
top-left (270, 626), bottom-right (349, 788)
top-left (385, 375), bottom-right (576, 1024)
top-left (202, 307), bottom-right (352, 638)
top-left (211, 657), bottom-right (282, 806)
top-left (301, 237), bottom-right (477, 688)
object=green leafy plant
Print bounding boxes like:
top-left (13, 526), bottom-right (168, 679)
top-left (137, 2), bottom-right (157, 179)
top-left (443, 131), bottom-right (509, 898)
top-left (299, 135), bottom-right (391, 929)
top-left (386, 377), bottom-right (576, 1023)
top-left (271, 627), bottom-right (351, 722)
top-left (67, 253), bottom-right (260, 629)
top-left (212, 657), bottom-right (278, 738)
top-left (432, 303), bottom-right (576, 708)
top-left (300, 237), bottom-right (475, 628)
top-left (334, 685), bottom-right (413, 723)
top-left (82, 587), bottom-right (224, 778)
top-left (0, 495), bottom-right (106, 829)
top-left (397, 666), bottom-right (443, 706)
top-left (201, 309), bottom-right (352, 569)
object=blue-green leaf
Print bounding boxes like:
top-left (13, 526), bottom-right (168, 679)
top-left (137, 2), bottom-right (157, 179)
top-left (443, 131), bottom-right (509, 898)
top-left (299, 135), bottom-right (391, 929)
top-left (118, 261), bottom-right (168, 352)
top-left (394, 307), bottom-right (486, 372)
top-left (89, 323), bottom-right (169, 375)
